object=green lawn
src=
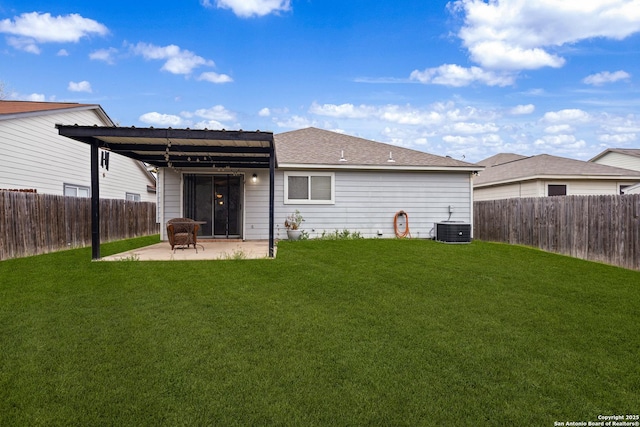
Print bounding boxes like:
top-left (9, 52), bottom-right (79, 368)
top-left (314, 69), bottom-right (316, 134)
top-left (1, 237), bottom-right (638, 426)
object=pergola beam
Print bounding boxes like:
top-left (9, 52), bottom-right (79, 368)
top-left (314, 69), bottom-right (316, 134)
top-left (57, 125), bottom-right (274, 142)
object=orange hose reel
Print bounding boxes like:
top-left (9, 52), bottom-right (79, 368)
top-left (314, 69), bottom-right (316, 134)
top-left (394, 210), bottom-right (411, 238)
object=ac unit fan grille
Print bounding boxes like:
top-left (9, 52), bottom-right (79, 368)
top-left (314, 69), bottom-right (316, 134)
top-left (436, 222), bottom-right (471, 243)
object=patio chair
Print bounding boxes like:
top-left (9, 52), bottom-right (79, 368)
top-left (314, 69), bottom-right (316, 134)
top-left (166, 217), bottom-right (200, 252)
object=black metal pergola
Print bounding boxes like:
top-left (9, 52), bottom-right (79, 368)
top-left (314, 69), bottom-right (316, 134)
top-left (56, 125), bottom-right (276, 260)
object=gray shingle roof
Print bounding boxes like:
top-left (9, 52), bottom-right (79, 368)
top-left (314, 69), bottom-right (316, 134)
top-left (274, 127), bottom-right (480, 169)
top-left (476, 153), bottom-right (527, 167)
top-left (475, 153), bottom-right (640, 186)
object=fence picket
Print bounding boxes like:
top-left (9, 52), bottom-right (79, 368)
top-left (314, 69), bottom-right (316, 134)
top-left (0, 192), bottom-right (158, 261)
top-left (474, 194), bottom-right (640, 271)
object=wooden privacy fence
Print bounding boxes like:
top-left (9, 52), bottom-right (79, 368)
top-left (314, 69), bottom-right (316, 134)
top-left (474, 194), bottom-right (640, 271)
top-left (0, 191), bottom-right (159, 261)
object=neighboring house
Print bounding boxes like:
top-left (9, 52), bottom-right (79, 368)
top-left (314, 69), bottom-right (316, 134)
top-left (474, 153), bottom-right (640, 201)
top-left (58, 125), bottom-right (482, 247)
top-left (0, 101), bottom-right (156, 201)
top-left (589, 148), bottom-right (640, 194)
top-left (622, 182), bottom-right (640, 194)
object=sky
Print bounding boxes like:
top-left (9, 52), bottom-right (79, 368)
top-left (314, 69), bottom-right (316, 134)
top-left (1, 0), bottom-right (640, 163)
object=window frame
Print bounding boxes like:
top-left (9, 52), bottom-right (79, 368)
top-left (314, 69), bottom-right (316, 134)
top-left (547, 184), bottom-right (567, 197)
top-left (126, 192), bottom-right (141, 202)
top-left (284, 172), bottom-right (335, 205)
top-left (64, 183), bottom-right (90, 198)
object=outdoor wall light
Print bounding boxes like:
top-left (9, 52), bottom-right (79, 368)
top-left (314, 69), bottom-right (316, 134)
top-left (252, 173), bottom-right (258, 183)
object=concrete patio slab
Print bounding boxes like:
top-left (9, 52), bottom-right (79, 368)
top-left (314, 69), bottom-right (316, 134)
top-left (101, 240), bottom-right (275, 261)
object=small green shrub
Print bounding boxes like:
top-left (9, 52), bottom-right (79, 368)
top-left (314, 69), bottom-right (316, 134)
top-left (315, 229), bottom-right (363, 240)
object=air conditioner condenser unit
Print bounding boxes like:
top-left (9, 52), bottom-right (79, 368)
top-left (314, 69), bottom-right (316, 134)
top-left (435, 222), bottom-right (471, 243)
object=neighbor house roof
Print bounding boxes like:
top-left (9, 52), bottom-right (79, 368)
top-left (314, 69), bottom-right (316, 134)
top-left (0, 100), bottom-right (114, 126)
top-left (274, 127), bottom-right (481, 171)
top-left (476, 153), bottom-right (527, 167)
top-left (589, 148), bottom-right (640, 162)
top-left (475, 153), bottom-right (640, 187)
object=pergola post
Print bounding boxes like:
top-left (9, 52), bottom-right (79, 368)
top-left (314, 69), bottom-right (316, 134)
top-left (90, 140), bottom-right (101, 260)
top-left (268, 142), bottom-right (275, 258)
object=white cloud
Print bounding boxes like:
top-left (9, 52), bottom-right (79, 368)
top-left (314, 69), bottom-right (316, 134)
top-left (139, 112), bottom-right (184, 127)
top-left (443, 135), bottom-right (479, 145)
top-left (309, 102), bottom-right (377, 119)
top-left (598, 133), bottom-right (637, 144)
top-left (130, 42), bottom-right (215, 75)
top-left (197, 71), bottom-right (233, 84)
top-left (410, 64), bottom-right (515, 87)
top-left (275, 115), bottom-right (316, 129)
top-left (7, 36), bottom-right (40, 54)
top-left (481, 134), bottom-right (504, 146)
top-left (25, 93), bottom-right (46, 102)
top-left (545, 124), bottom-right (573, 134)
top-left (57, 49), bottom-right (69, 56)
top-left (193, 120), bottom-right (227, 129)
top-left (203, 0), bottom-right (291, 17)
top-left (467, 41), bottom-right (565, 70)
top-left (583, 70), bottom-right (631, 86)
top-left (451, 122), bottom-right (499, 134)
top-left (309, 101), bottom-right (503, 128)
top-left (138, 106), bottom-right (240, 129)
top-left (90, 47), bottom-right (118, 64)
top-left (258, 108), bottom-right (271, 117)
top-left (451, 0), bottom-right (640, 71)
top-left (193, 105), bottom-right (236, 122)
top-left (68, 81), bottom-right (92, 93)
top-left (534, 134), bottom-right (586, 149)
top-left (542, 109), bottom-right (591, 123)
top-left (0, 12), bottom-right (108, 53)
top-left (509, 104), bottom-right (535, 115)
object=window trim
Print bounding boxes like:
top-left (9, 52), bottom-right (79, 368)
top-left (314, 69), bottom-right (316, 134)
top-left (126, 192), bottom-right (141, 202)
top-left (284, 172), bottom-right (335, 205)
top-left (64, 183), bottom-right (90, 198)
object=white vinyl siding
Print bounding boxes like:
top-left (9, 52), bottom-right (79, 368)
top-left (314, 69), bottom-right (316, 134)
top-left (475, 179), bottom-right (640, 200)
top-left (275, 170), bottom-right (473, 240)
top-left (158, 168), bottom-right (182, 240)
top-left (0, 108), bottom-right (155, 201)
top-left (159, 168), bottom-right (270, 241)
top-left (158, 167), bottom-right (475, 241)
top-left (593, 152), bottom-right (640, 172)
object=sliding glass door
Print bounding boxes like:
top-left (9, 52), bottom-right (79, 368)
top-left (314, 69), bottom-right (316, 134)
top-left (184, 174), bottom-right (243, 238)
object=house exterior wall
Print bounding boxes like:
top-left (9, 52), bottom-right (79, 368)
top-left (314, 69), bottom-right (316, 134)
top-left (275, 169), bottom-right (473, 240)
top-left (158, 168), bottom-right (266, 240)
top-left (0, 109), bottom-right (155, 201)
top-left (474, 181), bottom-right (539, 201)
top-left (592, 152), bottom-right (640, 172)
top-left (159, 167), bottom-right (474, 240)
top-left (474, 178), bottom-right (637, 200)
top-left (624, 183), bottom-right (640, 194)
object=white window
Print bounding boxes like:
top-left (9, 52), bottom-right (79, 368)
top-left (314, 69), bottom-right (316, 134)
top-left (64, 184), bottom-right (90, 197)
top-left (284, 172), bottom-right (334, 204)
top-left (126, 192), bottom-right (141, 201)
